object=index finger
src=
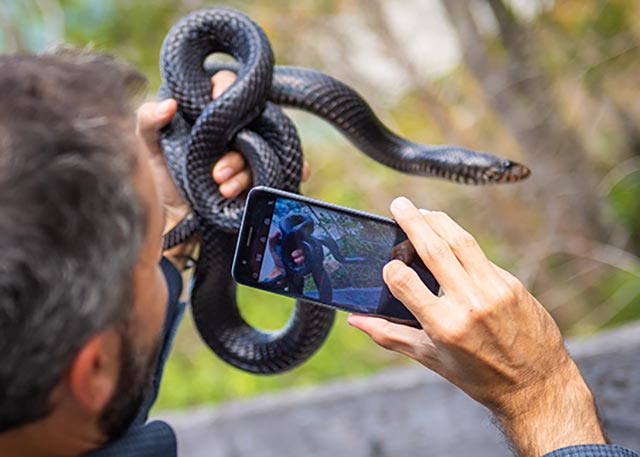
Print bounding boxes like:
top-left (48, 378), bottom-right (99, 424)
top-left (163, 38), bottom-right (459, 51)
top-left (390, 197), bottom-right (470, 300)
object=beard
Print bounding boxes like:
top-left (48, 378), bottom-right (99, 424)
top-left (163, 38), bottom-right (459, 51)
top-left (98, 314), bottom-right (163, 441)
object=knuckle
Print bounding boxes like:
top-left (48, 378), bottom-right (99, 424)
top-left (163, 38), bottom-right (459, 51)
top-left (385, 263), bottom-right (414, 291)
top-left (493, 285), bottom-right (518, 308)
top-left (450, 232), bottom-right (478, 251)
top-left (424, 240), bottom-right (449, 260)
top-left (372, 333), bottom-right (394, 351)
top-left (235, 169), bottom-right (251, 184)
top-left (231, 153), bottom-right (247, 169)
top-left (502, 271), bottom-right (523, 291)
top-left (435, 309), bottom-right (478, 346)
top-left (436, 323), bottom-right (465, 346)
top-left (510, 281), bottom-right (528, 302)
top-left (370, 323), bottom-right (399, 351)
top-left (471, 303), bottom-right (495, 324)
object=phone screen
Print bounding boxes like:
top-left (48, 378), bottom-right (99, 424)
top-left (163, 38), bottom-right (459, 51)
top-left (234, 188), bottom-right (439, 324)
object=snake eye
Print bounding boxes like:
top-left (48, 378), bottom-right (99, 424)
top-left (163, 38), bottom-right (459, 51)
top-left (483, 162), bottom-right (508, 181)
top-left (486, 160), bottom-right (531, 182)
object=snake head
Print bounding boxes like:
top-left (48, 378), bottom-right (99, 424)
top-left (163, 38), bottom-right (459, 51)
top-left (483, 159), bottom-right (531, 183)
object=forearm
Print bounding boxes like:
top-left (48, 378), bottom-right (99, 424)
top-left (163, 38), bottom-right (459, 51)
top-left (495, 357), bottom-right (606, 457)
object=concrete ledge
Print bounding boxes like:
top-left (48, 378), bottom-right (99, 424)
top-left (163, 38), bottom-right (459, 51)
top-left (157, 322), bottom-right (640, 456)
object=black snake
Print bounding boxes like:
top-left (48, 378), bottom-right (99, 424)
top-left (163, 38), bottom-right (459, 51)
top-left (158, 7), bottom-right (530, 374)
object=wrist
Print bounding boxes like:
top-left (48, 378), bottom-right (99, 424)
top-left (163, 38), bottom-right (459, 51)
top-left (496, 357), bottom-right (606, 456)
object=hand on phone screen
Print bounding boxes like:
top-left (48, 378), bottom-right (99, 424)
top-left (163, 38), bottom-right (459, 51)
top-left (291, 249), bottom-right (306, 266)
top-left (264, 231), bottom-right (285, 280)
top-left (263, 230), bottom-right (308, 285)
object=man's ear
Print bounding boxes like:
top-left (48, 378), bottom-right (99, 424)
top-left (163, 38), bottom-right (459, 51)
top-left (67, 328), bottom-right (121, 414)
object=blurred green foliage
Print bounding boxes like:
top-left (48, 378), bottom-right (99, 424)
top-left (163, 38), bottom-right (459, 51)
top-left (609, 170), bottom-right (640, 252)
top-left (154, 285), bottom-right (407, 410)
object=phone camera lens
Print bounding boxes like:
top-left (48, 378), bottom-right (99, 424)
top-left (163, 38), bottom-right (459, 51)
top-left (264, 218), bottom-right (270, 226)
top-left (252, 272), bottom-right (258, 279)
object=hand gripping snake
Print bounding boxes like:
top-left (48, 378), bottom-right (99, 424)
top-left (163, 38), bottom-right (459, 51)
top-left (158, 7), bottom-right (530, 374)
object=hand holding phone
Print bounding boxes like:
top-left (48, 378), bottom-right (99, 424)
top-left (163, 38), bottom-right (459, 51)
top-left (233, 187), bottom-right (440, 326)
top-left (348, 197), bottom-right (607, 457)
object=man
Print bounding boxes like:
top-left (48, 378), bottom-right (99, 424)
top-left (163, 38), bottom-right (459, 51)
top-left (0, 50), bottom-right (276, 456)
top-left (0, 49), bottom-right (635, 457)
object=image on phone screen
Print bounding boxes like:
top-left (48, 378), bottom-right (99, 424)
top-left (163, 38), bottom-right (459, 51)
top-left (238, 190), bottom-right (439, 322)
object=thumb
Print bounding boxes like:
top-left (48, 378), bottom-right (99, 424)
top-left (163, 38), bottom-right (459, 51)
top-left (136, 98), bottom-right (177, 156)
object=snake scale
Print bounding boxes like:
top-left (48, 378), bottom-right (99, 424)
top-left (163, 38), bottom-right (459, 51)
top-left (158, 7), bottom-right (530, 374)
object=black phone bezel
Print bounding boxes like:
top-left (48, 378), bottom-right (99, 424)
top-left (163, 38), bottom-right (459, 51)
top-left (232, 188), bottom-right (278, 285)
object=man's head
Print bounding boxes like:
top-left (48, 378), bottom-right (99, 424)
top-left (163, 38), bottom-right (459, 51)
top-left (0, 50), bottom-right (169, 452)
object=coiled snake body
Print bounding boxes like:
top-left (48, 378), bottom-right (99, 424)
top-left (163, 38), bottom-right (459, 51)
top-left (159, 8), bottom-right (530, 374)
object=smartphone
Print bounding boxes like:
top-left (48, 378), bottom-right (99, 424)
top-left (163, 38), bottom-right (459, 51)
top-left (232, 186), bottom-right (440, 326)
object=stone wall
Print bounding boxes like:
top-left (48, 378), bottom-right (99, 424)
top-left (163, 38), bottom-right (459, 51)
top-left (157, 322), bottom-right (640, 456)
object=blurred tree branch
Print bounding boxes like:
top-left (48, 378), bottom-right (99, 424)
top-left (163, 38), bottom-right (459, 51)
top-left (443, 0), bottom-right (609, 243)
top-left (358, 0), bottom-right (465, 143)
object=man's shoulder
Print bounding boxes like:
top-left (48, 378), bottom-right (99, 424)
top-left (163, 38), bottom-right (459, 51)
top-left (84, 420), bottom-right (176, 457)
top-left (544, 444), bottom-right (640, 457)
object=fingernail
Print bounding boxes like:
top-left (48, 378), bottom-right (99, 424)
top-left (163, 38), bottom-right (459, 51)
top-left (216, 167), bottom-right (234, 183)
top-left (220, 180), bottom-right (240, 198)
top-left (347, 314), bottom-right (356, 326)
top-left (391, 196), bottom-right (413, 211)
top-left (419, 209), bottom-right (430, 215)
top-left (156, 99), bottom-right (174, 116)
